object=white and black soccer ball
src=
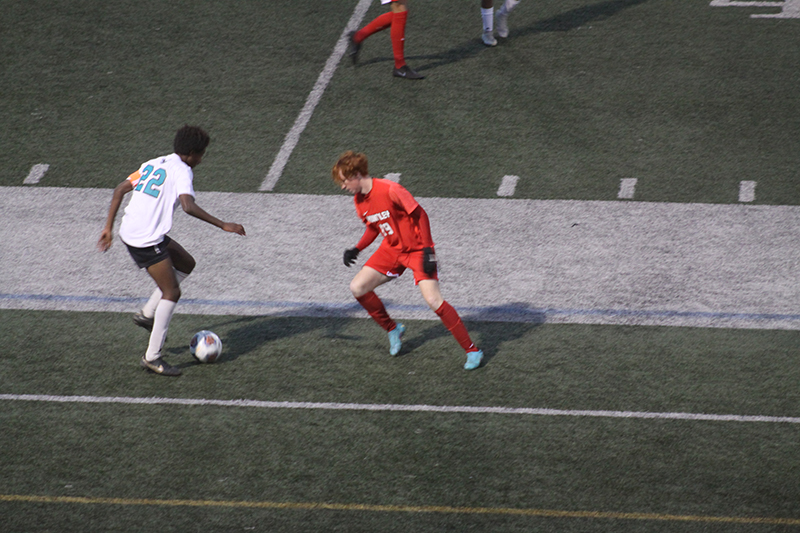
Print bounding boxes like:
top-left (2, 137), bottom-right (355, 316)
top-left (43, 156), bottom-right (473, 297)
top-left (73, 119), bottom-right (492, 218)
top-left (190, 330), bottom-right (222, 363)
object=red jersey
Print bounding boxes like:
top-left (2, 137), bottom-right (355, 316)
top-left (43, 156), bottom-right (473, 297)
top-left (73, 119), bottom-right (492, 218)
top-left (354, 179), bottom-right (432, 253)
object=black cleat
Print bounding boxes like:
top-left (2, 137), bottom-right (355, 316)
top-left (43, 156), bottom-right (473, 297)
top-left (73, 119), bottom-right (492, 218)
top-left (347, 31), bottom-right (361, 65)
top-left (392, 65), bottom-right (425, 80)
top-left (133, 312), bottom-right (154, 332)
top-left (141, 356), bottom-right (181, 377)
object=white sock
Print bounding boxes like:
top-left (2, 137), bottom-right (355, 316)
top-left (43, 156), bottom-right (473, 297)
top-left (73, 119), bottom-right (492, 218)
top-left (481, 7), bottom-right (494, 33)
top-left (141, 269), bottom-right (189, 318)
top-left (145, 299), bottom-right (177, 361)
top-left (501, 0), bottom-right (519, 14)
top-left (141, 289), bottom-right (162, 319)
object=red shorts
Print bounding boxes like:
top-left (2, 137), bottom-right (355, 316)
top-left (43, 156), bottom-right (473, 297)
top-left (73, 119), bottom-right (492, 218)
top-left (364, 246), bottom-right (438, 285)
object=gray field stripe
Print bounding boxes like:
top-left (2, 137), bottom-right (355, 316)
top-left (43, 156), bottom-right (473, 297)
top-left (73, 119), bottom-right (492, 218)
top-left (259, 0), bottom-right (372, 191)
top-left (5, 187), bottom-right (800, 331)
top-left (2, 394), bottom-right (798, 424)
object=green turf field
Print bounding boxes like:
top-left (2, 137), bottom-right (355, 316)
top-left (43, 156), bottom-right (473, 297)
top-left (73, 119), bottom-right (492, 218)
top-left (3, 0), bottom-right (800, 530)
top-left (2, 0), bottom-right (799, 203)
top-left (2, 310), bottom-right (800, 531)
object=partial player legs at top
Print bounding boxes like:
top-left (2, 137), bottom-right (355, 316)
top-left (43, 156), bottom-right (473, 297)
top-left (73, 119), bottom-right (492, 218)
top-left (481, 0), bottom-right (498, 46)
top-left (496, 0), bottom-right (520, 38)
top-left (481, 0), bottom-right (521, 45)
top-left (348, 0), bottom-right (425, 80)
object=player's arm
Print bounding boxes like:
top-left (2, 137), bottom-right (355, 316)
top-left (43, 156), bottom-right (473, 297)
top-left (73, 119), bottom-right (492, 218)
top-left (410, 205), bottom-right (434, 248)
top-left (97, 179), bottom-right (133, 252)
top-left (179, 194), bottom-right (246, 235)
top-left (343, 225), bottom-right (380, 266)
top-left (410, 206), bottom-right (437, 274)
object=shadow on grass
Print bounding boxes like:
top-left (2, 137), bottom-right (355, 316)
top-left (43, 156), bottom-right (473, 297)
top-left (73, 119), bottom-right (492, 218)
top-left (357, 0), bottom-right (649, 72)
top-left (176, 312), bottom-right (363, 366)
top-left (167, 302), bottom-right (545, 369)
top-left (393, 302), bottom-right (545, 368)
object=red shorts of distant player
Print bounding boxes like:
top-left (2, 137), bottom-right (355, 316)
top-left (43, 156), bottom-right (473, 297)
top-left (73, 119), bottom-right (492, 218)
top-left (364, 246), bottom-right (438, 285)
top-left (380, 0), bottom-right (398, 3)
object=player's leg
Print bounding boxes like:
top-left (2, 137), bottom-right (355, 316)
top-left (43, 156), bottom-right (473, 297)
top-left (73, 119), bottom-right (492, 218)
top-left (390, 0), bottom-right (409, 69)
top-left (141, 257), bottom-right (182, 376)
top-left (135, 239), bottom-right (194, 330)
top-left (495, 0), bottom-right (519, 38)
top-left (350, 265), bottom-right (396, 330)
top-left (350, 0), bottom-right (397, 64)
top-left (389, 0), bottom-right (424, 80)
top-left (350, 266), bottom-right (405, 355)
top-left (481, 0), bottom-right (498, 46)
top-left (350, 10), bottom-right (394, 46)
top-left (165, 238), bottom-right (196, 276)
top-left (418, 280), bottom-right (484, 370)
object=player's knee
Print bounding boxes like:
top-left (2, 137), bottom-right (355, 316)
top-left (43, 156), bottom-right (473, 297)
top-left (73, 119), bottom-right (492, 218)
top-left (184, 257), bottom-right (196, 274)
top-left (177, 255), bottom-right (196, 274)
top-left (425, 295), bottom-right (444, 311)
top-left (163, 285), bottom-right (181, 302)
top-left (349, 279), bottom-right (368, 298)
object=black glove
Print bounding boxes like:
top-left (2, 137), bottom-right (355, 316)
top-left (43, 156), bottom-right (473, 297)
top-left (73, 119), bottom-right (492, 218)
top-left (422, 247), bottom-right (437, 275)
top-left (343, 247), bottom-right (360, 267)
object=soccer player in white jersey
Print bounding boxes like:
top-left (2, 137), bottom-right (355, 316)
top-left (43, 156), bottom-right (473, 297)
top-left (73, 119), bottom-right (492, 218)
top-left (480, 0), bottom-right (521, 46)
top-left (98, 125), bottom-right (245, 376)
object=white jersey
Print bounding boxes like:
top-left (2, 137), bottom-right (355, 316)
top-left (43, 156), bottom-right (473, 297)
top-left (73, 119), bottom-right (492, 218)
top-left (119, 153), bottom-right (195, 248)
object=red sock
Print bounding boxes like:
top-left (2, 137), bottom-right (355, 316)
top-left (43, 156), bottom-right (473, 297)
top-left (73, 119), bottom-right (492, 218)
top-left (355, 11), bottom-right (394, 42)
top-left (390, 10), bottom-right (408, 68)
top-left (435, 301), bottom-right (476, 353)
top-left (356, 292), bottom-right (396, 332)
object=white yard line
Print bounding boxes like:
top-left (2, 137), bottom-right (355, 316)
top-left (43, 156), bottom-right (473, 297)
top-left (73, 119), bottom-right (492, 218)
top-left (259, 0), bottom-right (373, 191)
top-left (617, 178), bottom-right (637, 200)
top-left (497, 175), bottom-right (519, 197)
top-left (23, 164), bottom-right (50, 185)
top-left (739, 180), bottom-right (756, 202)
top-left (709, 0), bottom-right (800, 18)
top-left (2, 393), bottom-right (798, 424)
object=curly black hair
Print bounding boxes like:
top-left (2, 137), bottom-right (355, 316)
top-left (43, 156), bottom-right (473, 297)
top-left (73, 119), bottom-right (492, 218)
top-left (173, 125), bottom-right (210, 156)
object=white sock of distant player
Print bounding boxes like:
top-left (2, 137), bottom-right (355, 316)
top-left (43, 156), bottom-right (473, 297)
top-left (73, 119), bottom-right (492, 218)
top-left (498, 0), bottom-right (519, 16)
top-left (144, 299), bottom-right (177, 362)
top-left (481, 7), bottom-right (494, 33)
top-left (141, 269), bottom-right (189, 318)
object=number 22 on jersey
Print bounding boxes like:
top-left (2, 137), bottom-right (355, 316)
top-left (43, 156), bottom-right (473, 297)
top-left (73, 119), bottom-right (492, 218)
top-left (133, 164), bottom-right (166, 198)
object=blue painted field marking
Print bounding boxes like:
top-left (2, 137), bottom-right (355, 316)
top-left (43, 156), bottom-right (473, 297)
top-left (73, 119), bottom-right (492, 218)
top-left (4, 292), bottom-right (800, 325)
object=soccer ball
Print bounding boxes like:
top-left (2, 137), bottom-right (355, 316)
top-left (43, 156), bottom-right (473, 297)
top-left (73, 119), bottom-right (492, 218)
top-left (190, 330), bottom-right (222, 363)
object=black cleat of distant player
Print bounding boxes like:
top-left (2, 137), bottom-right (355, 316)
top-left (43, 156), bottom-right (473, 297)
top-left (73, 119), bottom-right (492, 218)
top-left (347, 31), bottom-right (361, 65)
top-left (392, 65), bottom-right (424, 80)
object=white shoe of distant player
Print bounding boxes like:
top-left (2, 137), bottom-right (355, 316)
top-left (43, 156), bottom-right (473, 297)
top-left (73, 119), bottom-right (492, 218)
top-left (482, 31), bottom-right (497, 47)
top-left (495, 10), bottom-right (509, 38)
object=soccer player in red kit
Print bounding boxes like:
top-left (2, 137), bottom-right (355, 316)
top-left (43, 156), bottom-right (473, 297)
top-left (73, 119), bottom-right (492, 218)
top-left (347, 0), bottom-right (425, 80)
top-left (332, 151), bottom-right (483, 370)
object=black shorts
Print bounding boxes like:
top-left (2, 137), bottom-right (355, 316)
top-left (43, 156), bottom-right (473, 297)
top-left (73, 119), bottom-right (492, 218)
top-left (125, 236), bottom-right (172, 269)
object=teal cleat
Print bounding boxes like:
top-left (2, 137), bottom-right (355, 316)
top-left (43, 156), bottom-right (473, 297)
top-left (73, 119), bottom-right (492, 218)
top-left (388, 323), bottom-right (405, 356)
top-left (464, 350), bottom-right (484, 370)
